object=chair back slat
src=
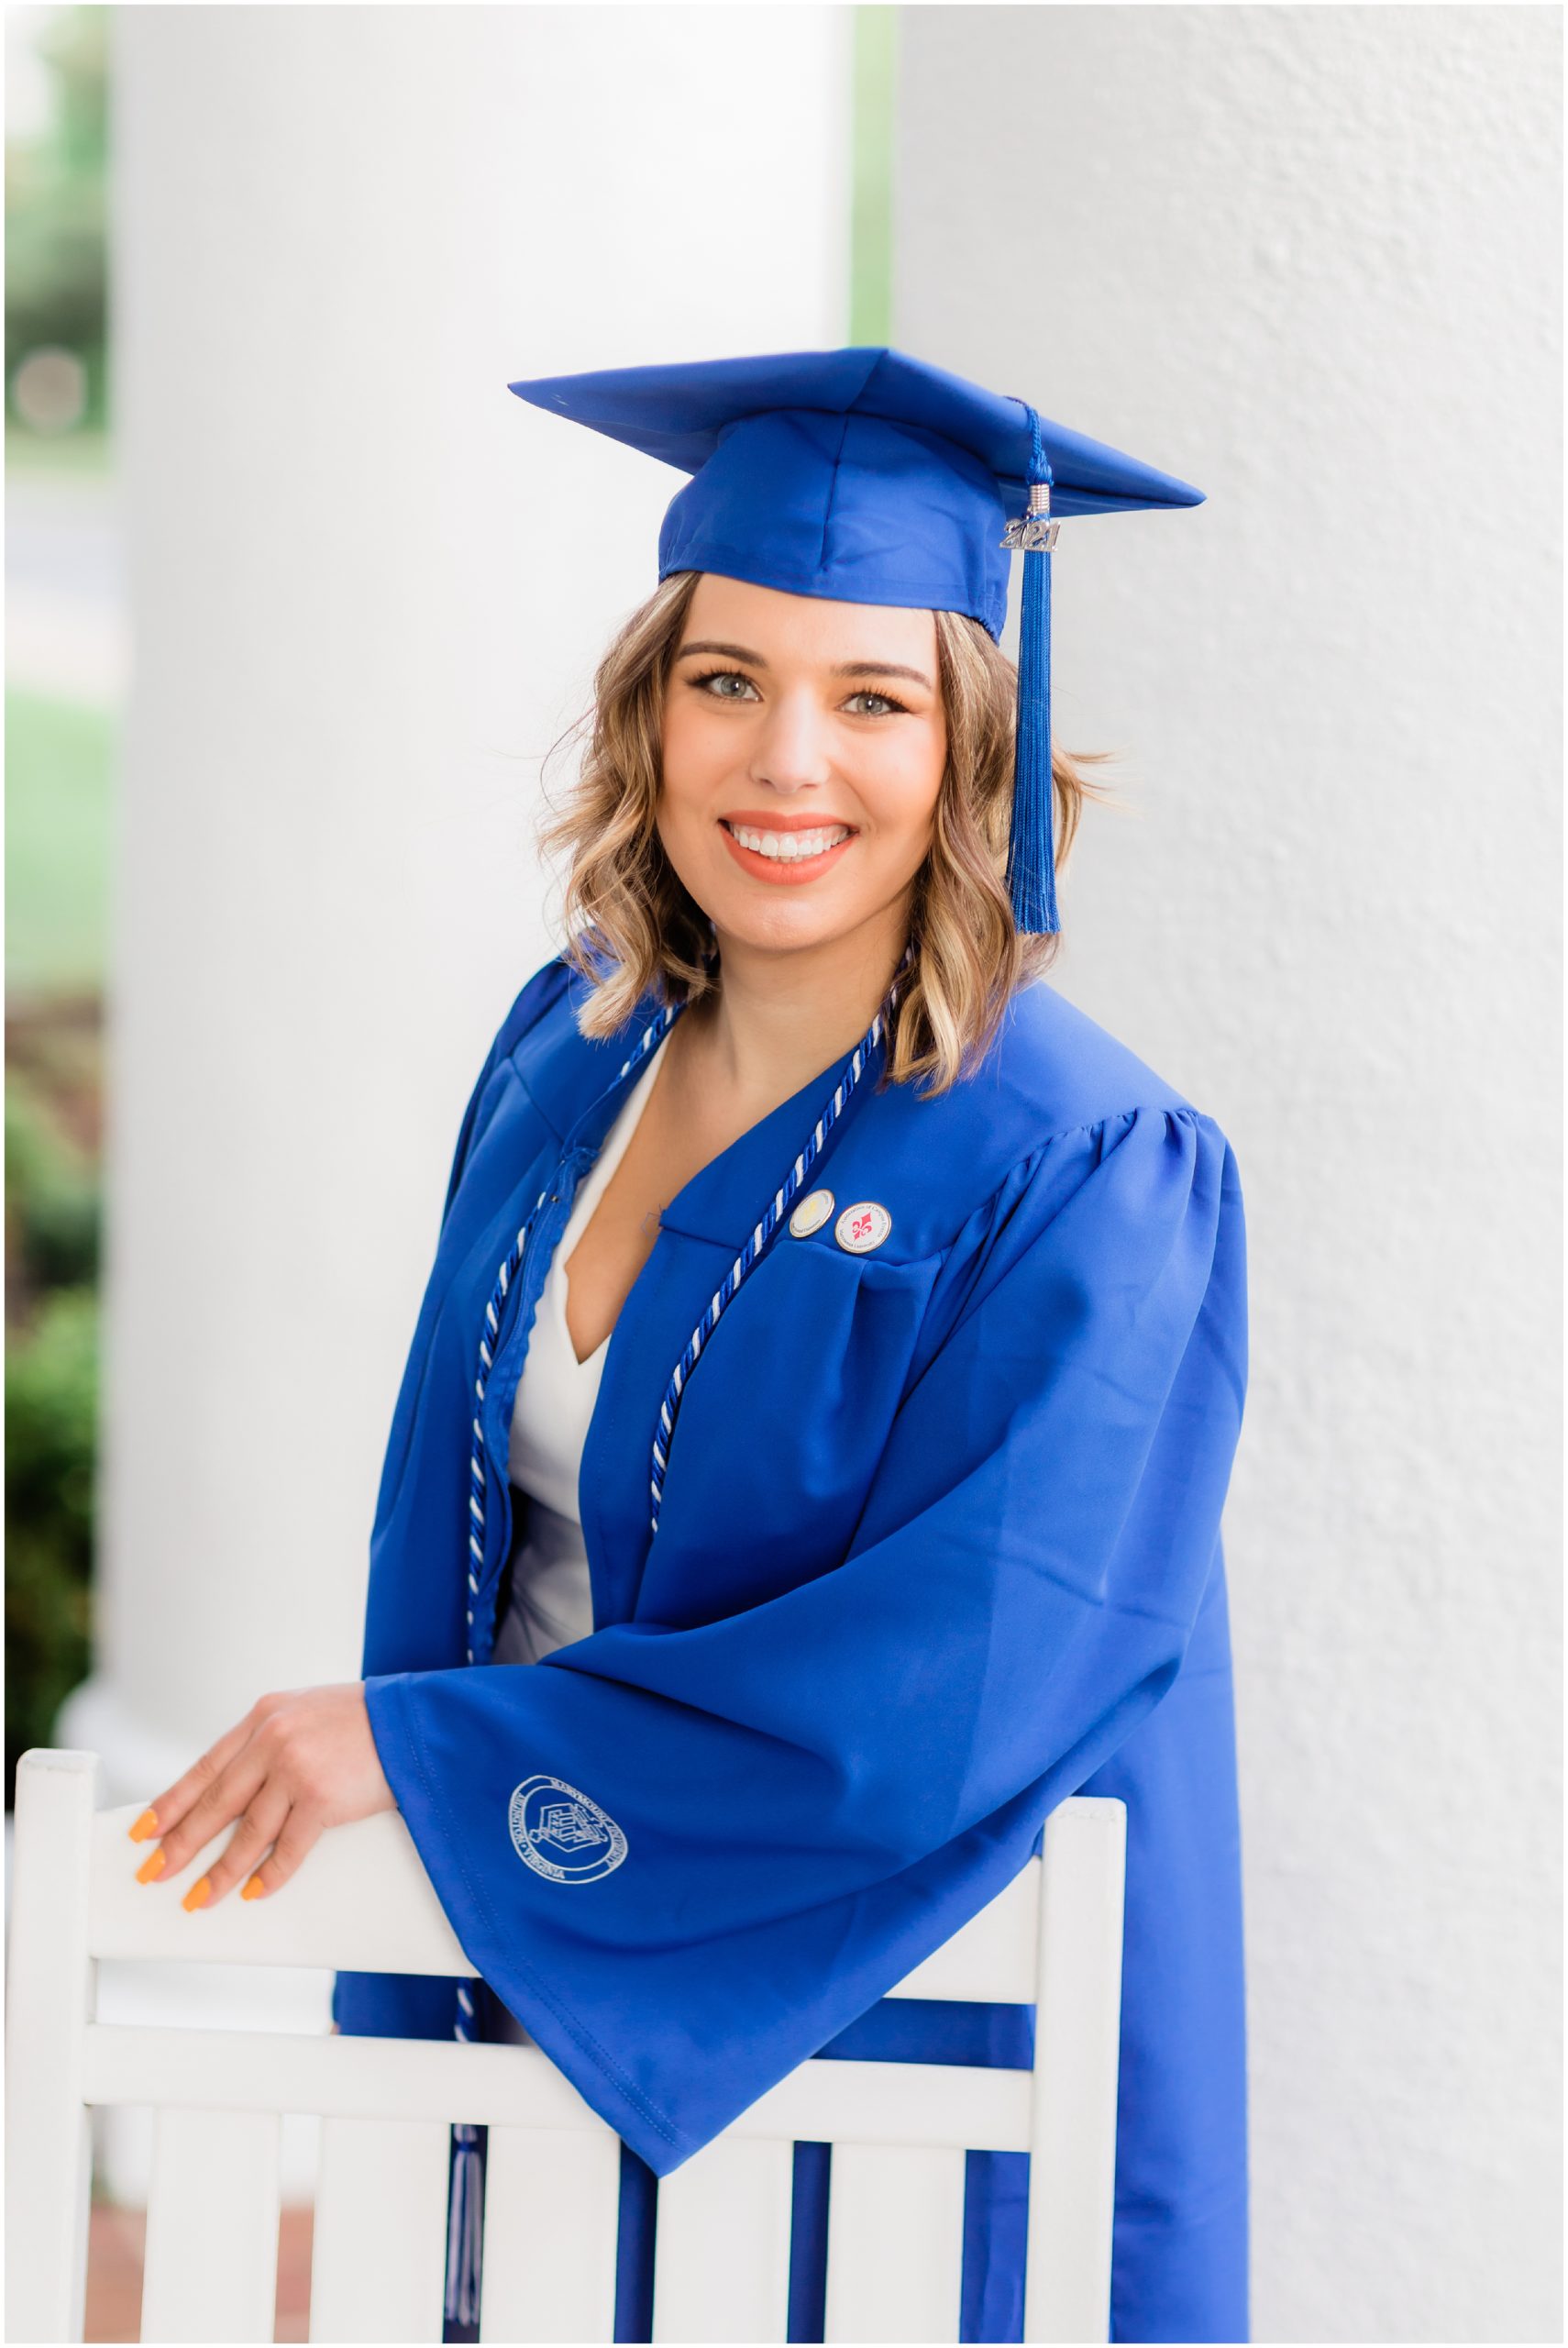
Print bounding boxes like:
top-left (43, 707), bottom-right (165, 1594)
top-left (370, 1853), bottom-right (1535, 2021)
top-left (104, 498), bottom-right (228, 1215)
top-left (823, 2142), bottom-right (967, 2343)
top-left (1024, 1797), bottom-right (1127, 2343)
top-left (4, 1752), bottom-right (97, 2346)
top-left (309, 2114), bottom-right (451, 2342)
top-left (651, 2136), bottom-right (795, 2342)
top-left (478, 2124), bottom-right (621, 2342)
top-left (140, 2105), bottom-right (282, 2342)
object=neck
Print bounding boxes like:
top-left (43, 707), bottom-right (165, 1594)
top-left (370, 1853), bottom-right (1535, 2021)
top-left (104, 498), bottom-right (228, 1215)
top-left (689, 902), bottom-right (910, 1109)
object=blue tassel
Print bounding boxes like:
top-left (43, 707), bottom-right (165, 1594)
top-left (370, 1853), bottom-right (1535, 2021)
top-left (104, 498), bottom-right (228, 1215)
top-left (1003, 408), bottom-right (1060, 936)
top-left (444, 2121), bottom-right (486, 2331)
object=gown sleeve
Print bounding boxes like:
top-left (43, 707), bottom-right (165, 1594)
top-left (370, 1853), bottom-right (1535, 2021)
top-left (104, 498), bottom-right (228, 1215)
top-left (439, 958), bottom-right (569, 1223)
top-left (359, 1101), bottom-right (1248, 2173)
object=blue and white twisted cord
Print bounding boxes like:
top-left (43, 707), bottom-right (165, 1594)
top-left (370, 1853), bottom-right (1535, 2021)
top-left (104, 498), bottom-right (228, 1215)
top-left (648, 953), bottom-right (909, 1535)
top-left (444, 989), bottom-right (686, 2330)
top-left (462, 991), bottom-right (683, 1659)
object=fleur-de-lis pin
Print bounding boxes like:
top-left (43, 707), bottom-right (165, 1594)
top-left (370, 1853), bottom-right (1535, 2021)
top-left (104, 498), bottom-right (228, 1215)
top-left (834, 1201), bottom-right (892, 1256)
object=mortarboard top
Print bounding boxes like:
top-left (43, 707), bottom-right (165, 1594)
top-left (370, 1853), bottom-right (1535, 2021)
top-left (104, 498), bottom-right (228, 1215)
top-left (508, 347), bottom-right (1205, 936)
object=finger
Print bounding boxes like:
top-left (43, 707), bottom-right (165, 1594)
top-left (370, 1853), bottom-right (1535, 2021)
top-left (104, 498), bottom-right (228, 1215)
top-left (129, 1696), bottom-right (284, 1844)
top-left (146, 1749), bottom-right (271, 1885)
top-left (239, 1803), bottom-right (325, 1903)
top-left (184, 1788), bottom-right (293, 1911)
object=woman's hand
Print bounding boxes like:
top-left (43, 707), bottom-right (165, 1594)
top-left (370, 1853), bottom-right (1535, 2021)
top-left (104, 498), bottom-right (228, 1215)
top-left (127, 1683), bottom-right (397, 1910)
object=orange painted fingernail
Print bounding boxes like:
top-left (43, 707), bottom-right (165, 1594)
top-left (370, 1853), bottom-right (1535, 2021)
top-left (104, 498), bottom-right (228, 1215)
top-left (136, 1848), bottom-right (166, 1883)
top-left (128, 1809), bottom-right (159, 1843)
top-left (242, 1875), bottom-right (265, 1900)
top-left (182, 1877), bottom-right (212, 1911)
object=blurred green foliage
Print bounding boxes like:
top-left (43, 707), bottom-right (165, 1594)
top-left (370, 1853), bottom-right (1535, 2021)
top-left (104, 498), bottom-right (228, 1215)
top-left (6, 1080), bottom-right (101, 1807)
top-left (6, 1070), bottom-right (101, 1291)
top-left (6, 5), bottom-right (113, 1804)
top-left (6, 6), bottom-right (110, 437)
top-left (6, 691), bottom-right (116, 993)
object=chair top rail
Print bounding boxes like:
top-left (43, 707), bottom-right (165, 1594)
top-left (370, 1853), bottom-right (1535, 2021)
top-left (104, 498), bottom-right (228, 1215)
top-left (883, 1861), bottom-right (1039, 2002)
top-left (83, 1787), bottom-right (1051, 1999)
top-left (26, 1752), bottom-right (1118, 2011)
top-left (87, 1801), bottom-right (477, 1974)
top-left (80, 2023), bottom-right (1033, 2154)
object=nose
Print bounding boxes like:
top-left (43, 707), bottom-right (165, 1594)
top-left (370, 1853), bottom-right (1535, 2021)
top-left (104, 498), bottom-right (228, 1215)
top-left (747, 685), bottom-right (834, 796)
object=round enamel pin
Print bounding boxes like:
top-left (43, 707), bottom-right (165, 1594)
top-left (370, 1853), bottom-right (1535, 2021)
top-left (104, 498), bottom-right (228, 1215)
top-left (789, 1188), bottom-right (834, 1238)
top-left (834, 1200), bottom-right (892, 1255)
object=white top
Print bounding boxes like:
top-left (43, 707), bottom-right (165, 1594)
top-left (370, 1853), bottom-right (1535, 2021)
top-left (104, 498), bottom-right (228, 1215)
top-left (494, 1036), bottom-right (668, 1667)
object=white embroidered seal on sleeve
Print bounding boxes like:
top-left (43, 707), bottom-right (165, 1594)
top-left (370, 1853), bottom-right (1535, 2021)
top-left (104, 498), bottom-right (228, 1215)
top-left (509, 1774), bottom-right (628, 1884)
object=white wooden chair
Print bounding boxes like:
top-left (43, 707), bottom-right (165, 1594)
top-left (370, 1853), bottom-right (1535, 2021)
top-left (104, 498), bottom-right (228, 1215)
top-left (5, 1748), bottom-right (1126, 2344)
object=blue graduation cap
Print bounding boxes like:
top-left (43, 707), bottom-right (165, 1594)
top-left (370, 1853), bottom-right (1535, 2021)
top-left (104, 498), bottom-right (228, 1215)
top-left (507, 347), bottom-right (1203, 936)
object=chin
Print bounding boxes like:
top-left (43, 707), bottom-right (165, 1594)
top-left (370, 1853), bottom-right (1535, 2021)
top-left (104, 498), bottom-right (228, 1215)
top-left (710, 893), bottom-right (847, 956)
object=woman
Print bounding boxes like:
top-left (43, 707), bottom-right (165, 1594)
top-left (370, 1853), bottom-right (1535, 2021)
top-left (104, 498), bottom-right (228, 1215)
top-left (126, 349), bottom-right (1250, 2343)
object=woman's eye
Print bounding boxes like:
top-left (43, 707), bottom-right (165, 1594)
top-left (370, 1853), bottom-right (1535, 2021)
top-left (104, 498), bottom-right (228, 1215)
top-left (688, 670), bottom-right (908, 716)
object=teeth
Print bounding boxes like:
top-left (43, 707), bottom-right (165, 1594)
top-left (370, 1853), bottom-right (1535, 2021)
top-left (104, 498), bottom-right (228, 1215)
top-left (729, 824), bottom-right (851, 861)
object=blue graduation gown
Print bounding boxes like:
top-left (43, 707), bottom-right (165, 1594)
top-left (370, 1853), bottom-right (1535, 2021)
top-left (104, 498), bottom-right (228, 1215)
top-left (334, 956), bottom-right (1251, 2344)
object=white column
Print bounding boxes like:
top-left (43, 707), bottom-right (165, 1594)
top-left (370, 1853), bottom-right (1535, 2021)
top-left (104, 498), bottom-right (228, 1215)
top-left (71, 2), bottom-right (850, 2198)
top-left (895, 9), bottom-right (1559, 2343)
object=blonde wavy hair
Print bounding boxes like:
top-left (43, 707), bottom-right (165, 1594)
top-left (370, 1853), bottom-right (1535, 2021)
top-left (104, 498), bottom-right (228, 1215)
top-left (537, 570), bottom-right (1116, 1096)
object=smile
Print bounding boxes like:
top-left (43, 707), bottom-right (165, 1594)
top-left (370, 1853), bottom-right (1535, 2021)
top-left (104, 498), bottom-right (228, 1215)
top-left (724, 821), bottom-right (852, 861)
top-left (718, 818), bottom-right (858, 884)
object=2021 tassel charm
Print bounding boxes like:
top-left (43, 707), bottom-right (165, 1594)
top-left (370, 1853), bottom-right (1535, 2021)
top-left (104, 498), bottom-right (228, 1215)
top-left (1001, 406), bottom-right (1062, 936)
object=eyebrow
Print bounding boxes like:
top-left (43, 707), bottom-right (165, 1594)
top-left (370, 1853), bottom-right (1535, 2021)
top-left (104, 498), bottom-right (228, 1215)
top-left (675, 638), bottom-right (934, 692)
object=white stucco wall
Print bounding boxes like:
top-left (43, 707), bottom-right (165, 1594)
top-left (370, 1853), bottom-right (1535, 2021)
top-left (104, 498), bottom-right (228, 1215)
top-left (894, 6), bottom-right (1561, 2341)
